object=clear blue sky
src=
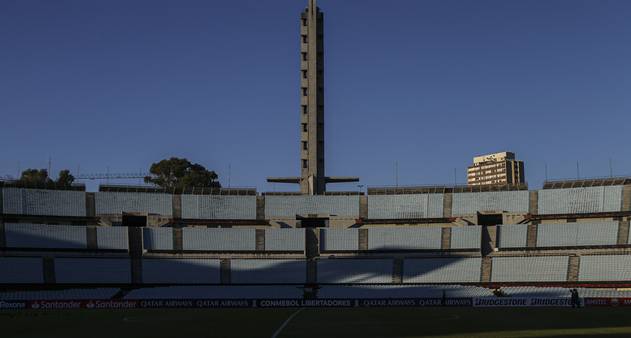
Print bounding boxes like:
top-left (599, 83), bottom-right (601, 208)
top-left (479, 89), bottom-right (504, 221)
top-left (1, 0), bottom-right (630, 192)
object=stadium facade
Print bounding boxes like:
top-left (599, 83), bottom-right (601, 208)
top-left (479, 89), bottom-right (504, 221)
top-left (2, 0), bottom-right (631, 307)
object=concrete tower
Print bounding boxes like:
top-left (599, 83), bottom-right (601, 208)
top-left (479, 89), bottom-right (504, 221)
top-left (268, 0), bottom-right (358, 195)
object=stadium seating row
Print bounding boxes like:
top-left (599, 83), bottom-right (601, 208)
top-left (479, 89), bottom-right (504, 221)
top-left (3, 285), bottom-right (630, 301)
top-left (3, 223), bottom-right (627, 253)
top-left (2, 255), bottom-right (631, 284)
top-left (2, 224), bottom-right (306, 252)
top-left (2, 185), bottom-right (628, 219)
top-left (497, 222), bottom-right (622, 248)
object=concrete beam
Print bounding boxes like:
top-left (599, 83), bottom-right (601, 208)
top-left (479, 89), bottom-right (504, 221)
top-left (358, 228), bottom-right (368, 251)
top-left (220, 259), bottom-right (231, 284)
top-left (528, 190), bottom-right (538, 215)
top-left (359, 195), bottom-right (368, 219)
top-left (307, 260), bottom-right (317, 284)
top-left (526, 224), bottom-right (538, 248)
top-left (0, 220), bottom-right (5, 249)
top-left (622, 185), bottom-right (631, 212)
top-left (173, 228), bottom-right (183, 252)
top-left (392, 258), bottom-right (403, 284)
top-left (617, 220), bottom-right (630, 245)
top-left (256, 196), bottom-right (265, 220)
top-left (172, 194), bottom-right (182, 220)
top-left (442, 193), bottom-right (453, 218)
top-left (567, 255), bottom-right (580, 282)
top-left (480, 257), bottom-right (492, 283)
top-left (43, 257), bottom-right (56, 284)
top-left (305, 228), bottom-right (320, 258)
top-left (255, 229), bottom-right (265, 251)
top-left (85, 193), bottom-right (96, 218)
top-left (86, 226), bottom-right (98, 250)
top-left (441, 227), bottom-right (452, 250)
top-left (131, 258), bottom-right (142, 284)
top-left (127, 227), bottom-right (143, 257)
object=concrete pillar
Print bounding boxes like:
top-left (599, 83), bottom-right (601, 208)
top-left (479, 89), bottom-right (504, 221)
top-left (0, 220), bottom-right (5, 249)
top-left (441, 227), bottom-right (452, 250)
top-left (481, 226), bottom-right (496, 256)
top-left (86, 226), bottom-right (98, 250)
top-left (127, 227), bottom-right (143, 257)
top-left (43, 257), bottom-right (56, 284)
top-left (359, 195), bottom-right (368, 219)
top-left (172, 194), bottom-right (182, 219)
top-left (622, 185), bottom-right (631, 212)
top-left (85, 193), bottom-right (96, 218)
top-left (307, 260), bottom-right (317, 283)
top-left (617, 220), bottom-right (630, 245)
top-left (255, 229), bottom-right (265, 251)
top-left (220, 259), bottom-right (231, 284)
top-left (256, 196), bottom-right (265, 220)
top-left (392, 258), bottom-right (403, 284)
top-left (358, 228), bottom-right (368, 250)
top-left (442, 193), bottom-right (453, 218)
top-left (526, 224), bottom-right (538, 248)
top-left (305, 228), bottom-right (320, 259)
top-left (567, 255), bottom-right (580, 282)
top-left (173, 228), bottom-right (183, 252)
top-left (528, 190), bottom-right (538, 215)
top-left (480, 257), bottom-right (492, 283)
top-left (131, 258), bottom-right (142, 284)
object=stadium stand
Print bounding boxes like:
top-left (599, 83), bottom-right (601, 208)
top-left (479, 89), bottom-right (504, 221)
top-left (578, 255), bottom-right (631, 282)
top-left (230, 259), bottom-right (306, 284)
top-left (181, 195), bottom-right (256, 219)
top-left (142, 258), bottom-right (221, 284)
top-left (500, 286), bottom-right (571, 298)
top-left (537, 186), bottom-right (623, 214)
top-left (0, 288), bottom-right (120, 300)
top-left (317, 285), bottom-right (493, 298)
top-left (96, 226), bottom-right (128, 250)
top-left (142, 227), bottom-right (173, 251)
top-left (0, 257), bottom-right (44, 284)
top-left (4, 223), bottom-right (87, 249)
top-left (95, 191), bottom-right (172, 216)
top-left (451, 191), bottom-right (529, 216)
top-left (182, 228), bottom-right (256, 251)
top-left (367, 194), bottom-right (444, 219)
top-left (491, 256), bottom-right (569, 282)
top-left (320, 228), bottom-right (358, 251)
top-left (536, 222), bottom-right (619, 247)
top-left (367, 227), bottom-right (442, 251)
top-left (55, 258), bottom-right (131, 284)
top-left (450, 226), bottom-right (482, 250)
top-left (264, 195), bottom-right (359, 218)
top-left (2, 188), bottom-right (86, 217)
top-left (403, 258), bottom-right (482, 283)
top-left (317, 259), bottom-right (392, 284)
top-left (124, 286), bottom-right (304, 299)
top-left (496, 224), bottom-right (529, 249)
top-left (264, 228), bottom-right (305, 251)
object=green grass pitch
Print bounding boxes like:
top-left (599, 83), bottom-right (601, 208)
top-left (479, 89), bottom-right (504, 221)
top-left (3, 307), bottom-right (631, 338)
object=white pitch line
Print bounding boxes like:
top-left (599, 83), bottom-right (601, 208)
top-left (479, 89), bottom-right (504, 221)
top-left (271, 307), bottom-right (304, 338)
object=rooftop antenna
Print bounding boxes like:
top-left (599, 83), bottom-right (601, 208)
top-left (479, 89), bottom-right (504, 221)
top-left (48, 156), bottom-right (52, 175)
top-left (395, 161), bottom-right (399, 187)
top-left (544, 163), bottom-right (548, 181)
top-left (228, 163), bottom-right (232, 188)
top-left (576, 161), bottom-right (580, 179)
top-left (609, 158), bottom-right (613, 178)
top-left (453, 168), bottom-right (457, 186)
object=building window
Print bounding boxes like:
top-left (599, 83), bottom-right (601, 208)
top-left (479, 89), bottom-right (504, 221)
top-left (302, 88), bottom-right (308, 96)
top-left (302, 105), bottom-right (308, 114)
top-left (302, 52), bottom-right (307, 61)
top-left (302, 35), bottom-right (308, 44)
top-left (302, 70), bottom-right (308, 79)
top-left (302, 18), bottom-right (307, 26)
top-left (303, 142), bottom-right (308, 150)
top-left (302, 160), bottom-right (308, 168)
top-left (302, 123), bottom-right (308, 132)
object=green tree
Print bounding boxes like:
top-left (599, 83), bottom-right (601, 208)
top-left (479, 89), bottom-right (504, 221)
top-left (144, 157), bottom-right (221, 190)
top-left (18, 169), bottom-right (52, 186)
top-left (56, 170), bottom-right (75, 187)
